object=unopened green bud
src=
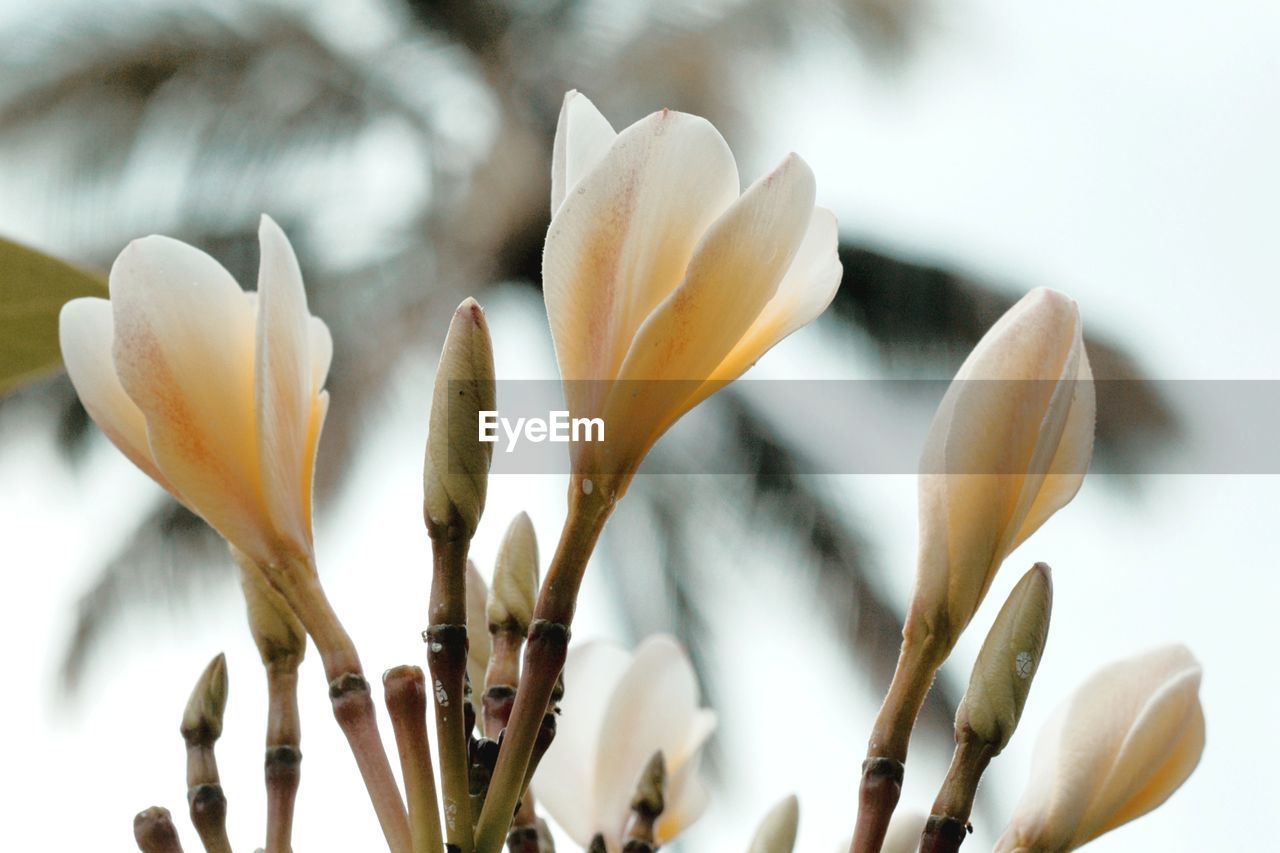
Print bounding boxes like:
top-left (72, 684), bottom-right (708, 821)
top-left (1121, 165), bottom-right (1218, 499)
top-left (488, 511), bottom-right (539, 632)
top-left (424, 297), bottom-right (496, 539)
top-left (956, 562), bottom-right (1053, 752)
top-left (747, 793), bottom-right (799, 853)
top-left (181, 653), bottom-right (228, 746)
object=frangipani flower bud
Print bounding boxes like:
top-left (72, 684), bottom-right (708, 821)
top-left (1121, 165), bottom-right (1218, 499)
top-left (994, 645), bottom-right (1205, 852)
top-left (911, 288), bottom-right (1094, 651)
top-left (488, 511), bottom-right (540, 632)
top-left (423, 297), bottom-right (495, 539)
top-left (532, 635), bottom-right (716, 852)
top-left (956, 563), bottom-right (1053, 753)
top-left (747, 794), bottom-right (799, 853)
top-left (181, 653), bottom-right (229, 746)
top-left (545, 90), bottom-right (842, 501)
top-left (58, 216), bottom-right (332, 570)
top-left (465, 559), bottom-right (492, 719)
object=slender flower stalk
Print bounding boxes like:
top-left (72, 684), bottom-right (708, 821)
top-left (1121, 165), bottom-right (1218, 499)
top-left (853, 288), bottom-right (1094, 853)
top-left (180, 653), bottom-right (231, 853)
top-left (424, 297), bottom-right (497, 853)
top-left (233, 548), bottom-right (305, 853)
top-left (994, 645), bottom-right (1205, 852)
top-left (59, 217), bottom-right (409, 852)
top-left (384, 666), bottom-right (446, 853)
top-left (133, 807), bottom-right (184, 853)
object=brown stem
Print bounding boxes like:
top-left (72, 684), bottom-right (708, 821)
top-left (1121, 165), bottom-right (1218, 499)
top-left (266, 559), bottom-right (411, 853)
top-left (919, 732), bottom-right (997, 853)
top-left (850, 629), bottom-right (948, 853)
top-left (428, 530), bottom-right (474, 852)
top-left (264, 660), bottom-right (301, 853)
top-left (474, 481), bottom-right (613, 853)
top-left (919, 817), bottom-right (970, 853)
top-left (134, 807), bottom-right (184, 853)
top-left (385, 666), bottom-right (446, 853)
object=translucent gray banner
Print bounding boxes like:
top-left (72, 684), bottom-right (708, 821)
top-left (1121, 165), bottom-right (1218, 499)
top-left (439, 380), bottom-right (1280, 475)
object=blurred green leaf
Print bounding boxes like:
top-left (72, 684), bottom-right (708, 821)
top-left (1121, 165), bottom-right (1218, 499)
top-left (0, 237), bottom-right (106, 396)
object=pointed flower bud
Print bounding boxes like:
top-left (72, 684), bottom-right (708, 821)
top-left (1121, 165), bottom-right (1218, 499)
top-left (488, 511), bottom-right (540, 632)
top-left (956, 563), bottom-right (1053, 753)
top-left (746, 794), bottom-right (798, 853)
top-left (181, 653), bottom-right (229, 746)
top-left (58, 215), bottom-right (332, 570)
top-left (423, 297), bottom-right (496, 539)
top-left (465, 560), bottom-right (492, 719)
top-left (910, 288), bottom-right (1094, 652)
top-left (994, 645), bottom-right (1205, 852)
top-left (545, 90), bottom-right (842, 501)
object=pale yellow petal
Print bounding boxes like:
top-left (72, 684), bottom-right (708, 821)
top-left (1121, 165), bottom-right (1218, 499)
top-left (109, 234), bottom-right (269, 563)
top-left (691, 205), bottom-right (841, 402)
top-left (599, 154), bottom-right (816, 470)
top-left (255, 214), bottom-right (316, 556)
top-left (1009, 346), bottom-right (1095, 551)
top-left (543, 107), bottom-right (739, 422)
top-left (59, 297), bottom-right (176, 495)
top-left (551, 90), bottom-right (618, 215)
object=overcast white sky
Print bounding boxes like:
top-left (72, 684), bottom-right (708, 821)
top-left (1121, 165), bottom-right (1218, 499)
top-left (2, 0), bottom-right (1278, 850)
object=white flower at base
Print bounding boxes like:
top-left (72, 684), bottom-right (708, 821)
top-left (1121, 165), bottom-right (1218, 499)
top-left (545, 90), bottom-right (843, 501)
top-left (58, 215), bottom-right (331, 570)
top-left (994, 645), bottom-right (1205, 852)
top-left (532, 635), bottom-right (715, 852)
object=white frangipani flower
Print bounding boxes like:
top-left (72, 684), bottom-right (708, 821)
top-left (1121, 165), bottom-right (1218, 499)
top-left (911, 287), bottom-right (1094, 651)
top-left (995, 645), bottom-right (1205, 852)
top-left (532, 635), bottom-right (716, 851)
top-left (59, 215), bottom-right (331, 569)
top-left (545, 90), bottom-right (843, 500)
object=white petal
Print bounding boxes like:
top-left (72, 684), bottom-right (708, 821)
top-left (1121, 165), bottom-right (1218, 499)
top-left (601, 154), bottom-right (817, 465)
top-left (532, 641), bottom-right (632, 846)
top-left (999, 645), bottom-right (1204, 851)
top-left (551, 90), bottom-right (618, 216)
top-left (593, 636), bottom-right (705, 841)
top-left (691, 205), bottom-right (841, 400)
top-left (59, 298), bottom-right (176, 495)
top-left (109, 234), bottom-right (270, 563)
top-left (255, 215), bottom-right (317, 556)
top-left (1078, 661), bottom-right (1203, 844)
top-left (309, 315), bottom-right (333, 394)
top-left (1010, 346), bottom-right (1095, 550)
top-left (543, 107), bottom-right (740, 423)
